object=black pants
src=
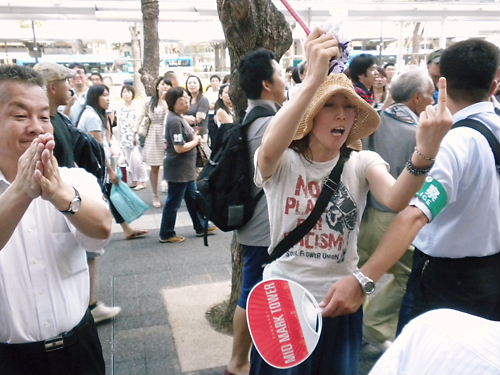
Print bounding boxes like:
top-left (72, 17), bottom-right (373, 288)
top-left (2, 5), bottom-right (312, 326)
top-left (397, 248), bottom-right (500, 335)
top-left (0, 310), bottom-right (105, 375)
top-left (104, 182), bottom-right (125, 224)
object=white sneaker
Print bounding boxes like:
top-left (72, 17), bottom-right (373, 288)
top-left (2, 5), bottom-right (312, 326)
top-left (91, 301), bottom-right (121, 323)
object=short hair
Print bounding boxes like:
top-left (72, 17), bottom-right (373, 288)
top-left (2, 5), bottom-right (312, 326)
top-left (383, 62), bottom-right (395, 70)
top-left (291, 66), bottom-right (301, 84)
top-left (209, 74), bottom-right (221, 82)
top-left (238, 48), bottom-right (276, 99)
top-left (69, 63), bottom-right (87, 74)
top-left (440, 38), bottom-right (500, 103)
top-left (390, 69), bottom-right (434, 103)
top-left (0, 64), bottom-right (44, 88)
top-left (90, 72), bottom-right (103, 80)
top-left (222, 74), bottom-right (231, 84)
top-left (166, 86), bottom-right (187, 112)
top-left (120, 84), bottom-right (135, 100)
top-left (349, 54), bottom-right (376, 82)
top-left (376, 67), bottom-right (387, 79)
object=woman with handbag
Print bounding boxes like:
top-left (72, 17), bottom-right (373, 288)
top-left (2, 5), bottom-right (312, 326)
top-left (115, 84), bottom-right (148, 191)
top-left (78, 84), bottom-right (149, 241)
top-left (159, 87), bottom-right (217, 243)
top-left (250, 28), bottom-right (452, 375)
top-left (139, 77), bottom-right (172, 208)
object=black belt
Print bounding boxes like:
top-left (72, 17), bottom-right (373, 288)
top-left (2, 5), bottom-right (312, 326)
top-left (0, 309), bottom-right (91, 353)
top-left (415, 248), bottom-right (500, 268)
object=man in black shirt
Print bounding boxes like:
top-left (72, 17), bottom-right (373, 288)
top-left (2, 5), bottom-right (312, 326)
top-left (34, 62), bottom-right (76, 168)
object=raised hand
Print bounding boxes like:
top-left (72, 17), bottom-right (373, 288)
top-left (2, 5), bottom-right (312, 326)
top-left (304, 27), bottom-right (340, 86)
top-left (12, 139), bottom-right (44, 199)
top-left (415, 77), bottom-right (453, 161)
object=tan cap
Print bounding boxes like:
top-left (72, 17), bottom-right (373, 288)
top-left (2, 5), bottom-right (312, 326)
top-left (34, 62), bottom-right (74, 83)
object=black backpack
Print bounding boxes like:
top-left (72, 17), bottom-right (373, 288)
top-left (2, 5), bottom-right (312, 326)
top-left (196, 106), bottom-right (276, 232)
top-left (59, 113), bottom-right (107, 189)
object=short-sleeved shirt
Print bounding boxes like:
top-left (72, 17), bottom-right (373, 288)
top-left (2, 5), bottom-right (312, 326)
top-left (164, 111), bottom-right (197, 183)
top-left (411, 101), bottom-right (500, 258)
top-left (187, 95), bottom-right (210, 131)
top-left (354, 81), bottom-right (374, 106)
top-left (255, 148), bottom-right (387, 301)
top-left (77, 106), bottom-right (105, 134)
top-left (51, 112), bottom-right (76, 168)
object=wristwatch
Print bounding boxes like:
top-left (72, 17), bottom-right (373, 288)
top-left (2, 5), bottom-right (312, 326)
top-left (352, 269), bottom-right (375, 295)
top-left (59, 187), bottom-right (81, 215)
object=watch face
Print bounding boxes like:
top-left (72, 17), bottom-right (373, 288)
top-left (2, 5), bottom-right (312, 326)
top-left (364, 281), bottom-right (376, 295)
top-left (70, 196), bottom-right (81, 213)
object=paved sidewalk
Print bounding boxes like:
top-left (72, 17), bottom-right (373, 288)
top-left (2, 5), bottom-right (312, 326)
top-left (96, 187), bottom-right (383, 374)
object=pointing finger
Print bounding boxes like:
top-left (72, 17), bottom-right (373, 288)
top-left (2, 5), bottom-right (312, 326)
top-left (437, 77), bottom-right (447, 113)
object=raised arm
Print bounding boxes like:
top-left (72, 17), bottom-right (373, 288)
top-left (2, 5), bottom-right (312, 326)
top-left (0, 140), bottom-right (42, 250)
top-left (36, 135), bottom-right (112, 239)
top-left (257, 28), bottom-right (340, 180)
top-left (368, 77), bottom-right (453, 211)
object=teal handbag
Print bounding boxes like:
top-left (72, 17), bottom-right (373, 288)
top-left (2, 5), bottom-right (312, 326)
top-left (110, 169), bottom-right (149, 223)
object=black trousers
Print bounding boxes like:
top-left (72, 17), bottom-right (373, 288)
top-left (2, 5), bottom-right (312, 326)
top-left (397, 248), bottom-right (500, 335)
top-left (0, 310), bottom-right (105, 375)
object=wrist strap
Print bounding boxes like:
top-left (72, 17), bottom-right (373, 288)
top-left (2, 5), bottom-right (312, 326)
top-left (268, 148), bottom-right (352, 263)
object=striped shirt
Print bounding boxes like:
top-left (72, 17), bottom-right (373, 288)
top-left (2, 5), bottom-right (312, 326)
top-left (354, 81), bottom-right (374, 106)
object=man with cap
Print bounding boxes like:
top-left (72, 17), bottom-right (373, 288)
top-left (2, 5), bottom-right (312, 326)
top-left (427, 49), bottom-right (442, 103)
top-left (35, 62), bottom-right (123, 325)
top-left (34, 62), bottom-right (76, 168)
top-left (0, 64), bottom-right (112, 374)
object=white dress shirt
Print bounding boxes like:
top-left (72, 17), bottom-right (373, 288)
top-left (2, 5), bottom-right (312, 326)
top-left (0, 167), bottom-right (110, 343)
top-left (369, 309), bottom-right (500, 375)
top-left (411, 102), bottom-right (500, 257)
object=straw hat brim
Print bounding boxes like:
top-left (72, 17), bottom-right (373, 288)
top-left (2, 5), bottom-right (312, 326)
top-left (293, 74), bottom-right (380, 149)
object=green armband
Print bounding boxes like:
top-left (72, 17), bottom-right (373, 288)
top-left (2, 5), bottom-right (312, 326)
top-left (415, 176), bottom-right (448, 219)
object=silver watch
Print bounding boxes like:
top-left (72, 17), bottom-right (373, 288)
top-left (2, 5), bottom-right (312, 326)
top-left (59, 187), bottom-right (81, 215)
top-left (352, 269), bottom-right (375, 295)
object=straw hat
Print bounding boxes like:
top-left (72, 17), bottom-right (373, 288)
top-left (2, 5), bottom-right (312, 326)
top-left (293, 74), bottom-right (380, 149)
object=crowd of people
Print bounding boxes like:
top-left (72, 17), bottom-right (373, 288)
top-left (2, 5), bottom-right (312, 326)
top-left (0, 28), bottom-right (499, 375)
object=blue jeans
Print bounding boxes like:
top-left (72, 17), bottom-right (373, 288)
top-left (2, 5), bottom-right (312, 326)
top-left (159, 181), bottom-right (206, 239)
top-left (249, 309), bottom-right (362, 375)
top-left (237, 245), bottom-right (269, 309)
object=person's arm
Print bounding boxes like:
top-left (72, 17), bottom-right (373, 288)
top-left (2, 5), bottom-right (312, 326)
top-left (195, 97), bottom-right (209, 124)
top-left (215, 108), bottom-right (234, 124)
top-left (89, 130), bottom-right (103, 144)
top-left (367, 77), bottom-right (453, 212)
top-left (0, 140), bottom-right (42, 250)
top-left (258, 28), bottom-right (340, 180)
top-left (35, 136), bottom-right (112, 239)
top-left (320, 205), bottom-right (427, 317)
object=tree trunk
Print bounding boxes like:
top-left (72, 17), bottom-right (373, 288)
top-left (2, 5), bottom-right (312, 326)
top-left (129, 24), bottom-right (146, 98)
top-left (217, 0), bottom-right (292, 121)
top-left (140, 0), bottom-right (160, 96)
top-left (215, 0), bottom-right (293, 326)
top-left (411, 22), bottom-right (422, 65)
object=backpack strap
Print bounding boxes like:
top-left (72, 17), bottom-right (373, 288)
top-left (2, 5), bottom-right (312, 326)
top-left (268, 148), bottom-right (353, 263)
top-left (241, 105), bottom-right (276, 127)
top-left (241, 105), bottom-right (277, 203)
top-left (453, 118), bottom-right (500, 174)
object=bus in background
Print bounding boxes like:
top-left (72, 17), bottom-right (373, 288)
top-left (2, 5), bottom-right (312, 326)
top-left (3, 53), bottom-right (134, 86)
top-left (161, 56), bottom-right (194, 83)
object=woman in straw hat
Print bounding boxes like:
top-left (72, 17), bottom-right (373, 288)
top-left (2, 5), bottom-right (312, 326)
top-left (250, 28), bottom-right (452, 375)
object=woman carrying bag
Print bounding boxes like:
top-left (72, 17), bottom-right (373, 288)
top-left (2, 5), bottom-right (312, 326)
top-left (159, 87), bottom-right (217, 244)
